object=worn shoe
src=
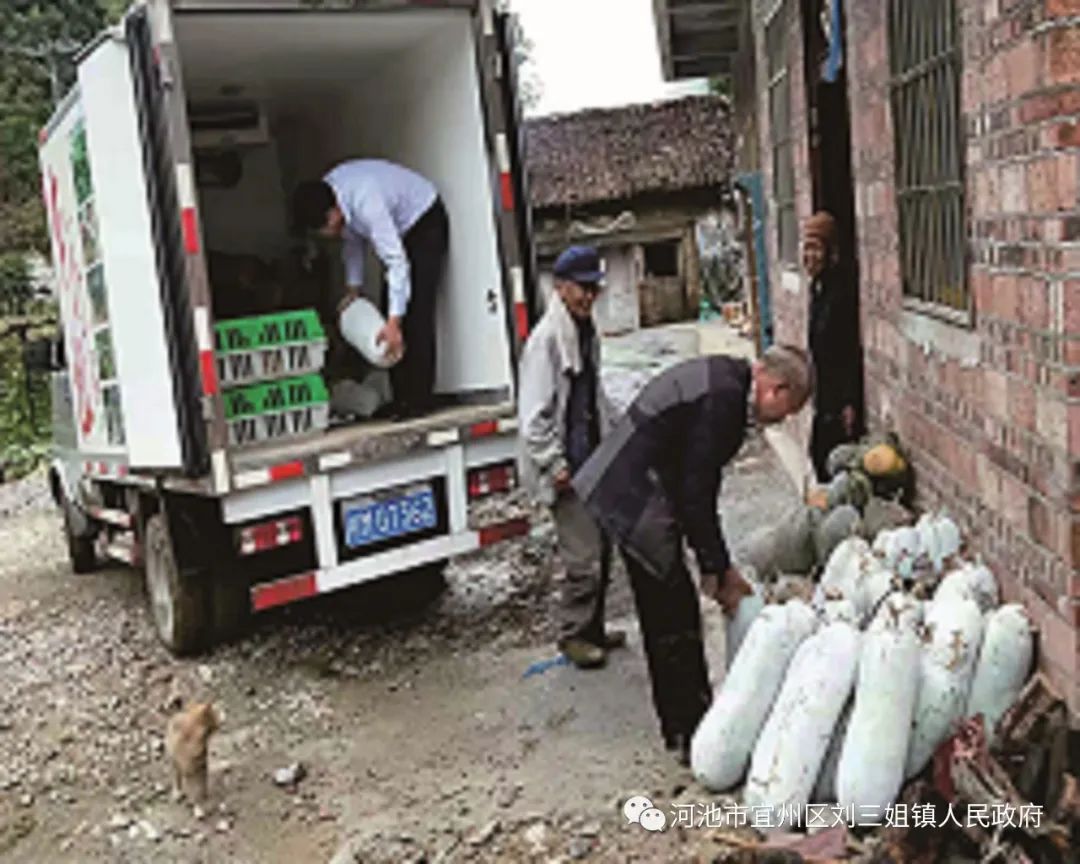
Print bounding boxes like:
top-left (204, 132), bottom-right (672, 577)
top-left (603, 629), bottom-right (627, 651)
top-left (558, 637), bottom-right (606, 669)
top-left (664, 732), bottom-right (692, 768)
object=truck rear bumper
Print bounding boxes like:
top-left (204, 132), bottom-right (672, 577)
top-left (251, 517), bottom-right (529, 612)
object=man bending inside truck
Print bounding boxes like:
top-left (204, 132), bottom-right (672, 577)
top-left (293, 159), bottom-right (449, 420)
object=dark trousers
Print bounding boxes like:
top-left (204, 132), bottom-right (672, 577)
top-left (620, 500), bottom-right (712, 745)
top-left (810, 407), bottom-right (861, 482)
top-left (384, 198), bottom-right (449, 412)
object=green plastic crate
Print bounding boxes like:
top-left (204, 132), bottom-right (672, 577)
top-left (223, 374), bottom-right (330, 448)
top-left (215, 309), bottom-right (327, 387)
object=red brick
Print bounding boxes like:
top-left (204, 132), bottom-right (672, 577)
top-left (1023, 276), bottom-right (1052, 329)
top-left (1048, 0), bottom-right (1080, 17)
top-left (1056, 121), bottom-right (1080, 148)
top-left (1002, 163), bottom-right (1028, 213)
top-left (1009, 375), bottom-right (1038, 431)
top-left (1007, 39), bottom-right (1040, 97)
top-left (1058, 153), bottom-right (1080, 210)
top-left (1028, 157), bottom-right (1057, 213)
top-left (1029, 495), bottom-right (1054, 549)
top-left (1066, 282), bottom-right (1080, 334)
top-left (1072, 518), bottom-right (1080, 571)
top-left (1049, 27), bottom-right (1080, 86)
top-left (1070, 402), bottom-right (1080, 459)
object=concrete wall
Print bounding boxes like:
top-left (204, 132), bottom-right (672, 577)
top-left (748, 0), bottom-right (1080, 717)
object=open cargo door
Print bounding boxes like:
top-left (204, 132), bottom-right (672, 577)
top-left (61, 31), bottom-right (199, 471)
top-left (124, 7), bottom-right (212, 476)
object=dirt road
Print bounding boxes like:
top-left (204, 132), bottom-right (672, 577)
top-left (0, 326), bottom-right (802, 863)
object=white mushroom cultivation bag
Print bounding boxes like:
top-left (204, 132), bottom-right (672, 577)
top-left (934, 562), bottom-right (999, 613)
top-left (813, 698), bottom-right (852, 804)
top-left (915, 513), bottom-right (962, 575)
top-left (873, 526), bottom-right (921, 581)
top-left (725, 577), bottom-right (766, 670)
top-left (744, 618), bottom-right (860, 818)
top-left (692, 600), bottom-right (817, 792)
top-left (905, 597), bottom-right (985, 778)
top-left (966, 604), bottom-right (1034, 742)
top-left (339, 296), bottom-right (396, 369)
top-left (814, 536), bottom-right (871, 607)
top-left (837, 593), bottom-right (921, 821)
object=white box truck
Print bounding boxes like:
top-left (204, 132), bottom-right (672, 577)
top-left (33, 0), bottom-right (539, 654)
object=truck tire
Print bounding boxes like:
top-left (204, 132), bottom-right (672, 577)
top-left (211, 575), bottom-right (252, 644)
top-left (144, 513), bottom-right (209, 655)
top-left (62, 500), bottom-right (97, 575)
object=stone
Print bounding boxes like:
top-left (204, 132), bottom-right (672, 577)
top-left (465, 820), bottom-right (500, 847)
top-left (139, 820), bottom-right (162, 843)
top-left (108, 813), bottom-right (132, 831)
top-left (273, 762), bottom-right (307, 787)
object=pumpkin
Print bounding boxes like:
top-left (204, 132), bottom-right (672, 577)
top-left (740, 504), bottom-right (817, 579)
top-left (691, 601), bottom-right (818, 791)
top-left (744, 619), bottom-right (861, 818)
top-left (826, 443), bottom-right (865, 479)
top-left (813, 505), bottom-right (862, 566)
top-left (826, 470), bottom-right (873, 511)
top-left (861, 497), bottom-right (915, 539)
top-left (862, 443), bottom-right (907, 478)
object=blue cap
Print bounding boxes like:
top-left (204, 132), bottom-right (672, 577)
top-left (553, 245), bottom-right (604, 285)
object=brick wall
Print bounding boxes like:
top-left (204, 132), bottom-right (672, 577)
top-left (754, 0), bottom-right (817, 452)
top-left (849, 0), bottom-right (1080, 718)
top-left (755, 0), bottom-right (1080, 718)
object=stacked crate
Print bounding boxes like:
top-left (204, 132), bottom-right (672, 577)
top-left (215, 310), bottom-right (330, 447)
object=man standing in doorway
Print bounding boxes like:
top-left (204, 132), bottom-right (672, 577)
top-left (573, 346), bottom-right (814, 763)
top-left (803, 210), bottom-right (864, 479)
top-left (292, 159), bottom-right (449, 419)
top-left (518, 246), bottom-right (624, 669)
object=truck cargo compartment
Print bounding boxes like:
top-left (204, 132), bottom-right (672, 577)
top-left (174, 6), bottom-right (517, 457)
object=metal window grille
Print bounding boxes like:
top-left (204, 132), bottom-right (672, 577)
top-left (888, 0), bottom-right (969, 319)
top-left (766, 0), bottom-right (798, 265)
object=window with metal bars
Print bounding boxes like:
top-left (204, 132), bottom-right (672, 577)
top-left (766, 0), bottom-right (798, 266)
top-left (887, 0), bottom-right (969, 320)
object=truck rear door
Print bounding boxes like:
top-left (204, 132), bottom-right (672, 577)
top-left (39, 31), bottom-right (194, 472)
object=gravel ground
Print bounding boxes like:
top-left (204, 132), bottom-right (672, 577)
top-left (0, 323), bottom-right (807, 864)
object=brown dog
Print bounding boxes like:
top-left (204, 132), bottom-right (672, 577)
top-left (165, 702), bottom-right (220, 804)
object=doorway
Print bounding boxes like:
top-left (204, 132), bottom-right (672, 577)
top-left (801, 0), bottom-right (865, 416)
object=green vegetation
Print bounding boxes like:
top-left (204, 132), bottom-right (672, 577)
top-left (0, 1), bottom-right (125, 478)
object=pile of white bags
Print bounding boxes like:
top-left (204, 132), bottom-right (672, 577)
top-left (691, 512), bottom-right (1036, 826)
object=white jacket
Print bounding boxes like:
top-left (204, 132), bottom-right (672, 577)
top-left (517, 295), bottom-right (614, 506)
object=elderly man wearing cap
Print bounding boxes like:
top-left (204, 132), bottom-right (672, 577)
top-left (803, 210), bottom-right (864, 480)
top-left (518, 246), bottom-right (624, 669)
top-left (572, 344), bottom-right (814, 764)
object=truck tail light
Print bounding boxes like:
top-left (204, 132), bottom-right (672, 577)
top-left (237, 516), bottom-right (304, 557)
top-left (467, 462), bottom-right (517, 499)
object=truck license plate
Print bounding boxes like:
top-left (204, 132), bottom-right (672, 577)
top-left (342, 484), bottom-right (438, 549)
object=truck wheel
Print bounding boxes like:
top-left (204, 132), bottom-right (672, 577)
top-left (62, 500), bottom-right (97, 575)
top-left (211, 576), bottom-right (251, 643)
top-left (144, 514), bottom-right (209, 655)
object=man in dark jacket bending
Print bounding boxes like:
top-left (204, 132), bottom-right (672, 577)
top-left (572, 345), bottom-right (814, 762)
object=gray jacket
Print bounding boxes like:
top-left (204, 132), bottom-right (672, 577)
top-left (517, 295), bottom-right (614, 506)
